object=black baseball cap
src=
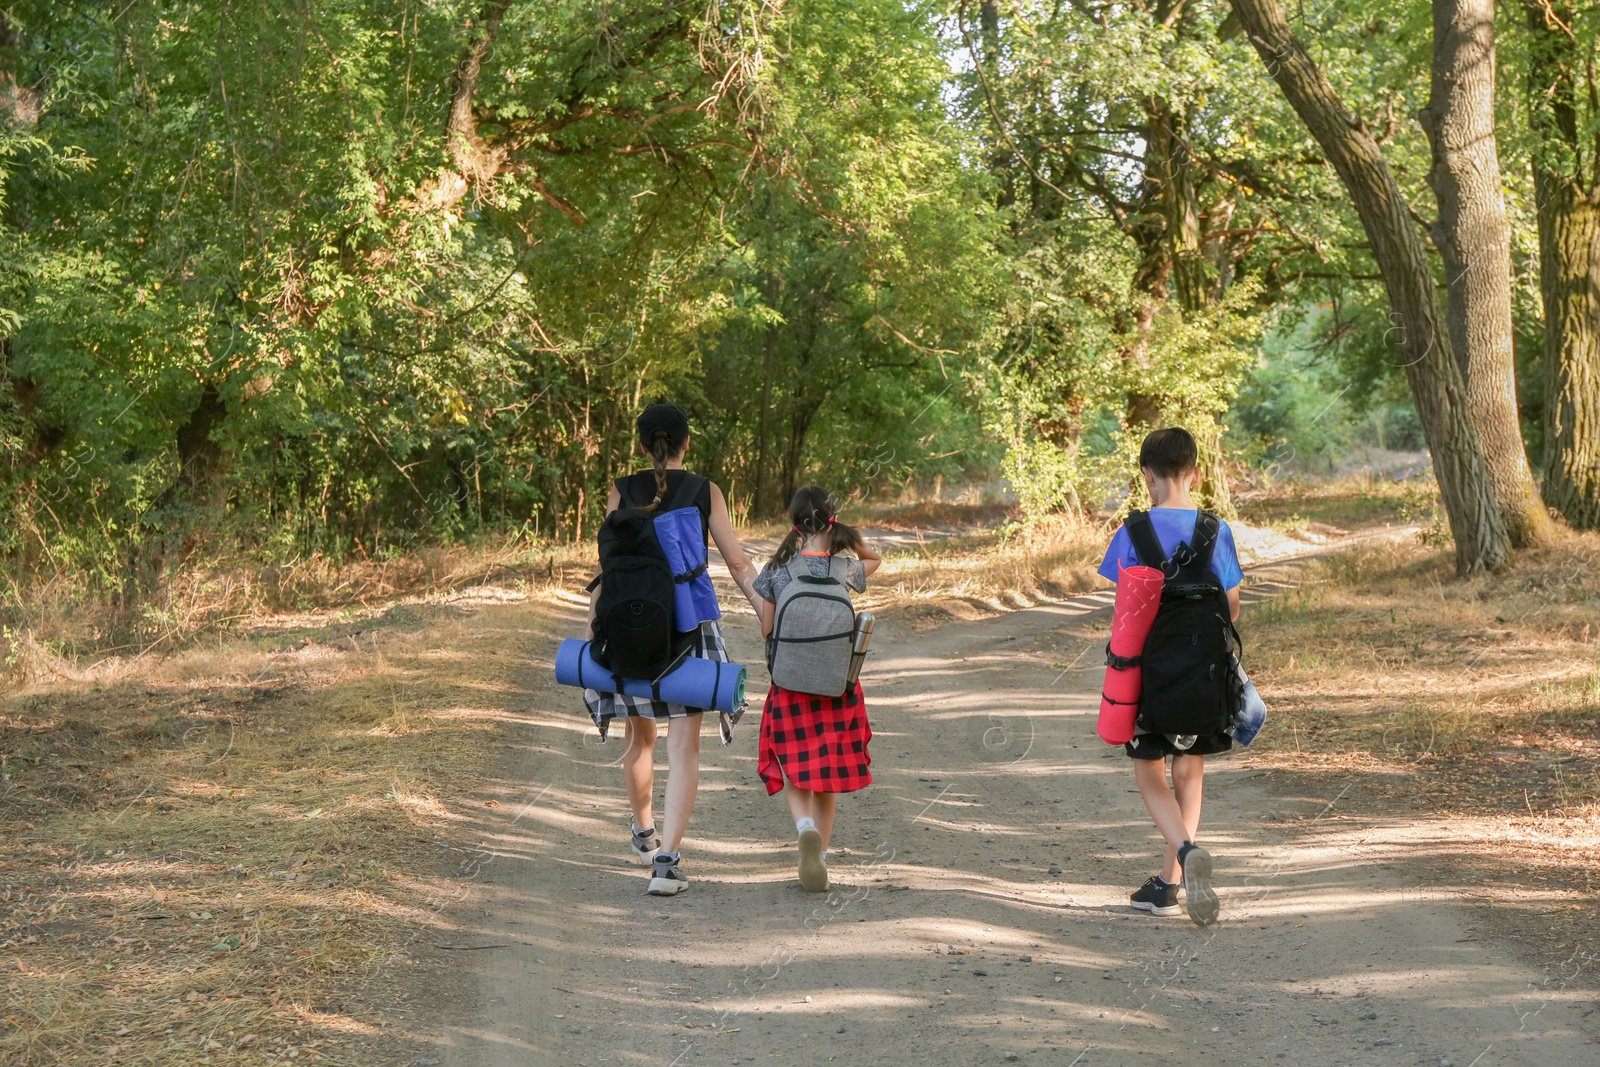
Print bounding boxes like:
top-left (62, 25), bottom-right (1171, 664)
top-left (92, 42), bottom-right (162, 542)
top-left (636, 402), bottom-right (690, 448)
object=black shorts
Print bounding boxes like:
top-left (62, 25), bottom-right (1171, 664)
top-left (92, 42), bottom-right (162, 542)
top-left (1125, 730), bottom-right (1233, 761)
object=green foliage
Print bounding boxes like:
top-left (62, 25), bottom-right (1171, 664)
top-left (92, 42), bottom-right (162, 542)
top-left (0, 0), bottom-right (1574, 613)
top-left (0, 0), bottom-right (990, 599)
top-left (1228, 306), bottom-right (1425, 480)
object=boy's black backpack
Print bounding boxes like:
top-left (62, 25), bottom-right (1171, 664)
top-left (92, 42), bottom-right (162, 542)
top-left (1122, 509), bottom-right (1242, 736)
top-left (586, 474), bottom-right (706, 687)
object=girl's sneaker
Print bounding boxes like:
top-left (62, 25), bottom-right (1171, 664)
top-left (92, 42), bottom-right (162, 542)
top-left (647, 852), bottom-right (688, 896)
top-left (630, 823), bottom-right (659, 866)
top-left (1130, 875), bottom-right (1181, 916)
top-left (1178, 843), bottom-right (1219, 927)
top-left (797, 828), bottom-right (829, 893)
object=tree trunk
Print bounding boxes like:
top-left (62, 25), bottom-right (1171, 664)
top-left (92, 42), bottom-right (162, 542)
top-left (175, 383), bottom-right (229, 507)
top-left (754, 328), bottom-right (775, 518)
top-left (1418, 0), bottom-right (1552, 546)
top-left (780, 402), bottom-right (820, 512)
top-left (1536, 183), bottom-right (1600, 528)
top-left (1227, 0), bottom-right (1511, 574)
top-left (979, 1), bottom-right (1016, 210)
top-left (1527, 1), bottom-right (1600, 529)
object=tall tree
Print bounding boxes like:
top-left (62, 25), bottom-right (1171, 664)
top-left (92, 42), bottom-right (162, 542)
top-left (1419, 0), bottom-right (1552, 546)
top-left (1525, 1), bottom-right (1600, 529)
top-left (963, 0), bottom-right (1323, 518)
top-left (1226, 0), bottom-right (1511, 574)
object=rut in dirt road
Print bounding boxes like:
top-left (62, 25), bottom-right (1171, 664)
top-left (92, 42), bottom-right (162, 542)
top-left (422, 569), bottom-right (1598, 1067)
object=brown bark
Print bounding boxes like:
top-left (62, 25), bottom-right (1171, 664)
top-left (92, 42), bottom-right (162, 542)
top-left (1418, 0), bottom-right (1552, 545)
top-left (176, 384), bottom-right (229, 506)
top-left (1527, 2), bottom-right (1600, 529)
top-left (0, 12), bottom-right (39, 127)
top-left (1227, 0), bottom-right (1511, 574)
top-left (447, 2), bottom-right (513, 185)
top-left (1123, 97), bottom-right (1178, 434)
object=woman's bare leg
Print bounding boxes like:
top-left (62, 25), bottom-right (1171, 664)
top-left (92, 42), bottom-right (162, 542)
top-left (660, 713), bottom-right (703, 853)
top-left (622, 717), bottom-right (657, 832)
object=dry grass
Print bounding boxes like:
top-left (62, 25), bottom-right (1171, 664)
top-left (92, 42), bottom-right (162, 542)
top-left (1, 536), bottom-right (592, 684)
top-left (1247, 533), bottom-right (1600, 781)
top-left (1237, 524), bottom-right (1600, 979)
top-left (1, 603), bottom-right (538, 1065)
top-left (858, 517), bottom-right (1106, 622)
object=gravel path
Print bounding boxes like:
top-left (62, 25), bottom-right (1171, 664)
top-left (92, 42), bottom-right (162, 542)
top-left (426, 534), bottom-right (1597, 1066)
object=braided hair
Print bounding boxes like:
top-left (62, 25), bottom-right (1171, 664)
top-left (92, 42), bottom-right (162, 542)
top-left (642, 428), bottom-right (675, 511)
top-left (771, 485), bottom-right (865, 565)
top-left (633, 405), bottom-right (690, 512)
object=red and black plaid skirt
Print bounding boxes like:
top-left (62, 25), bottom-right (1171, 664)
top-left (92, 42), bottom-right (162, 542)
top-left (756, 682), bottom-right (873, 796)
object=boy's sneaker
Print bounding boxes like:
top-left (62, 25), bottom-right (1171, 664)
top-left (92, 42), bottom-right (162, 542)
top-left (1179, 843), bottom-right (1219, 927)
top-left (797, 828), bottom-right (829, 893)
top-left (629, 823), bottom-right (659, 866)
top-left (647, 852), bottom-right (688, 896)
top-left (1130, 875), bottom-right (1181, 916)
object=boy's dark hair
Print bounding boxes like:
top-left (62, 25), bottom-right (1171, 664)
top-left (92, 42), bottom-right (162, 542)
top-left (772, 486), bottom-right (865, 565)
top-left (1138, 427), bottom-right (1198, 479)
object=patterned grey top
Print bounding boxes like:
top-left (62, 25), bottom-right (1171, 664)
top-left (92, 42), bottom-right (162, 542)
top-left (754, 553), bottom-right (868, 603)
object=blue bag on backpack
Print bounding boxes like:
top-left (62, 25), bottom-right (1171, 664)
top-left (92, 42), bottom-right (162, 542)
top-left (653, 475), bottom-right (722, 632)
top-left (1230, 658), bottom-right (1267, 746)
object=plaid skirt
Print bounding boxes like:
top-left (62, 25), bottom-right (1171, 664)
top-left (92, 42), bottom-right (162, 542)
top-left (756, 682), bottom-right (873, 796)
top-left (583, 621), bottom-right (747, 745)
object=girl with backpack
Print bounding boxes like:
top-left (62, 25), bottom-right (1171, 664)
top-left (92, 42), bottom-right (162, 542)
top-left (583, 403), bottom-right (765, 896)
top-left (753, 486), bottom-right (882, 893)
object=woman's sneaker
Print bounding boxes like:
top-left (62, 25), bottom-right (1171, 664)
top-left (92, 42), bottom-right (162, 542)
top-left (1130, 875), bottom-right (1181, 916)
top-left (797, 828), bottom-right (829, 893)
top-left (647, 851), bottom-right (688, 896)
top-left (1178, 843), bottom-right (1219, 927)
top-left (630, 823), bottom-right (659, 866)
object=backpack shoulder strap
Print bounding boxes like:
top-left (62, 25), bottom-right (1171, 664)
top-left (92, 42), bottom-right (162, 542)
top-left (661, 472), bottom-right (707, 513)
top-left (1180, 510), bottom-right (1220, 575)
top-left (783, 555), bottom-right (811, 583)
top-left (826, 554), bottom-right (855, 585)
top-left (1124, 510), bottom-right (1168, 569)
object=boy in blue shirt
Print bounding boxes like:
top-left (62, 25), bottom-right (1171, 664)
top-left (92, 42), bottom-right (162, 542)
top-left (1097, 427), bottom-right (1243, 926)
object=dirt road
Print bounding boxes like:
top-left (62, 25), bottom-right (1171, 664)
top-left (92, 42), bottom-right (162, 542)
top-left (415, 564), bottom-right (1599, 1066)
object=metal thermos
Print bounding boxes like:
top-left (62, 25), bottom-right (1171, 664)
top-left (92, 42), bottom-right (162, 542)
top-left (845, 612), bottom-right (875, 685)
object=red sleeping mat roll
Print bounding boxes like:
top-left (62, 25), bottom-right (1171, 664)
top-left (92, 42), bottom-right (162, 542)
top-left (1097, 563), bottom-right (1165, 744)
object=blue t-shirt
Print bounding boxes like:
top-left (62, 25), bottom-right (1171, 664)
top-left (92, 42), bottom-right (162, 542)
top-left (1097, 508), bottom-right (1242, 591)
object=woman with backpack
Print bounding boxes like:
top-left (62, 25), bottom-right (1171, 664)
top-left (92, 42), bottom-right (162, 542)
top-left (753, 486), bottom-right (881, 893)
top-left (583, 403), bottom-right (765, 896)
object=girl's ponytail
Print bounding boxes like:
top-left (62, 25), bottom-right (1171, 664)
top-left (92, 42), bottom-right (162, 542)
top-left (828, 514), bottom-right (865, 557)
top-left (774, 485), bottom-right (857, 564)
top-left (771, 526), bottom-right (804, 567)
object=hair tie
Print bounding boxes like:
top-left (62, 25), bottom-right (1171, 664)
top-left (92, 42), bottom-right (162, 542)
top-left (792, 524), bottom-right (801, 534)
top-left (827, 515), bottom-right (836, 525)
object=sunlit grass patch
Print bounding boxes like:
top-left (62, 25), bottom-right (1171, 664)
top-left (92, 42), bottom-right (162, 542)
top-left (862, 517), bottom-right (1106, 620)
top-left (1247, 529), bottom-right (1600, 799)
top-left (0, 609), bottom-right (529, 1064)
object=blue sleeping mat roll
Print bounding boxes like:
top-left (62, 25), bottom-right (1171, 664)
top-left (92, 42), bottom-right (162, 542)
top-left (554, 639), bottom-right (746, 713)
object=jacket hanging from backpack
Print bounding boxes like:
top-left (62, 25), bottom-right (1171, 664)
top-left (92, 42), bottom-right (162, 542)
top-left (767, 555), bottom-right (857, 698)
top-left (1121, 509), bottom-right (1242, 737)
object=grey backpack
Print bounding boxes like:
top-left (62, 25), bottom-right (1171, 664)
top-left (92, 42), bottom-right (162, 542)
top-left (768, 555), bottom-right (857, 698)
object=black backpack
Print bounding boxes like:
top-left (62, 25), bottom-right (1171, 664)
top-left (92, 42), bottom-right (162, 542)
top-left (586, 474), bottom-right (706, 687)
top-left (1122, 509), bottom-right (1242, 736)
